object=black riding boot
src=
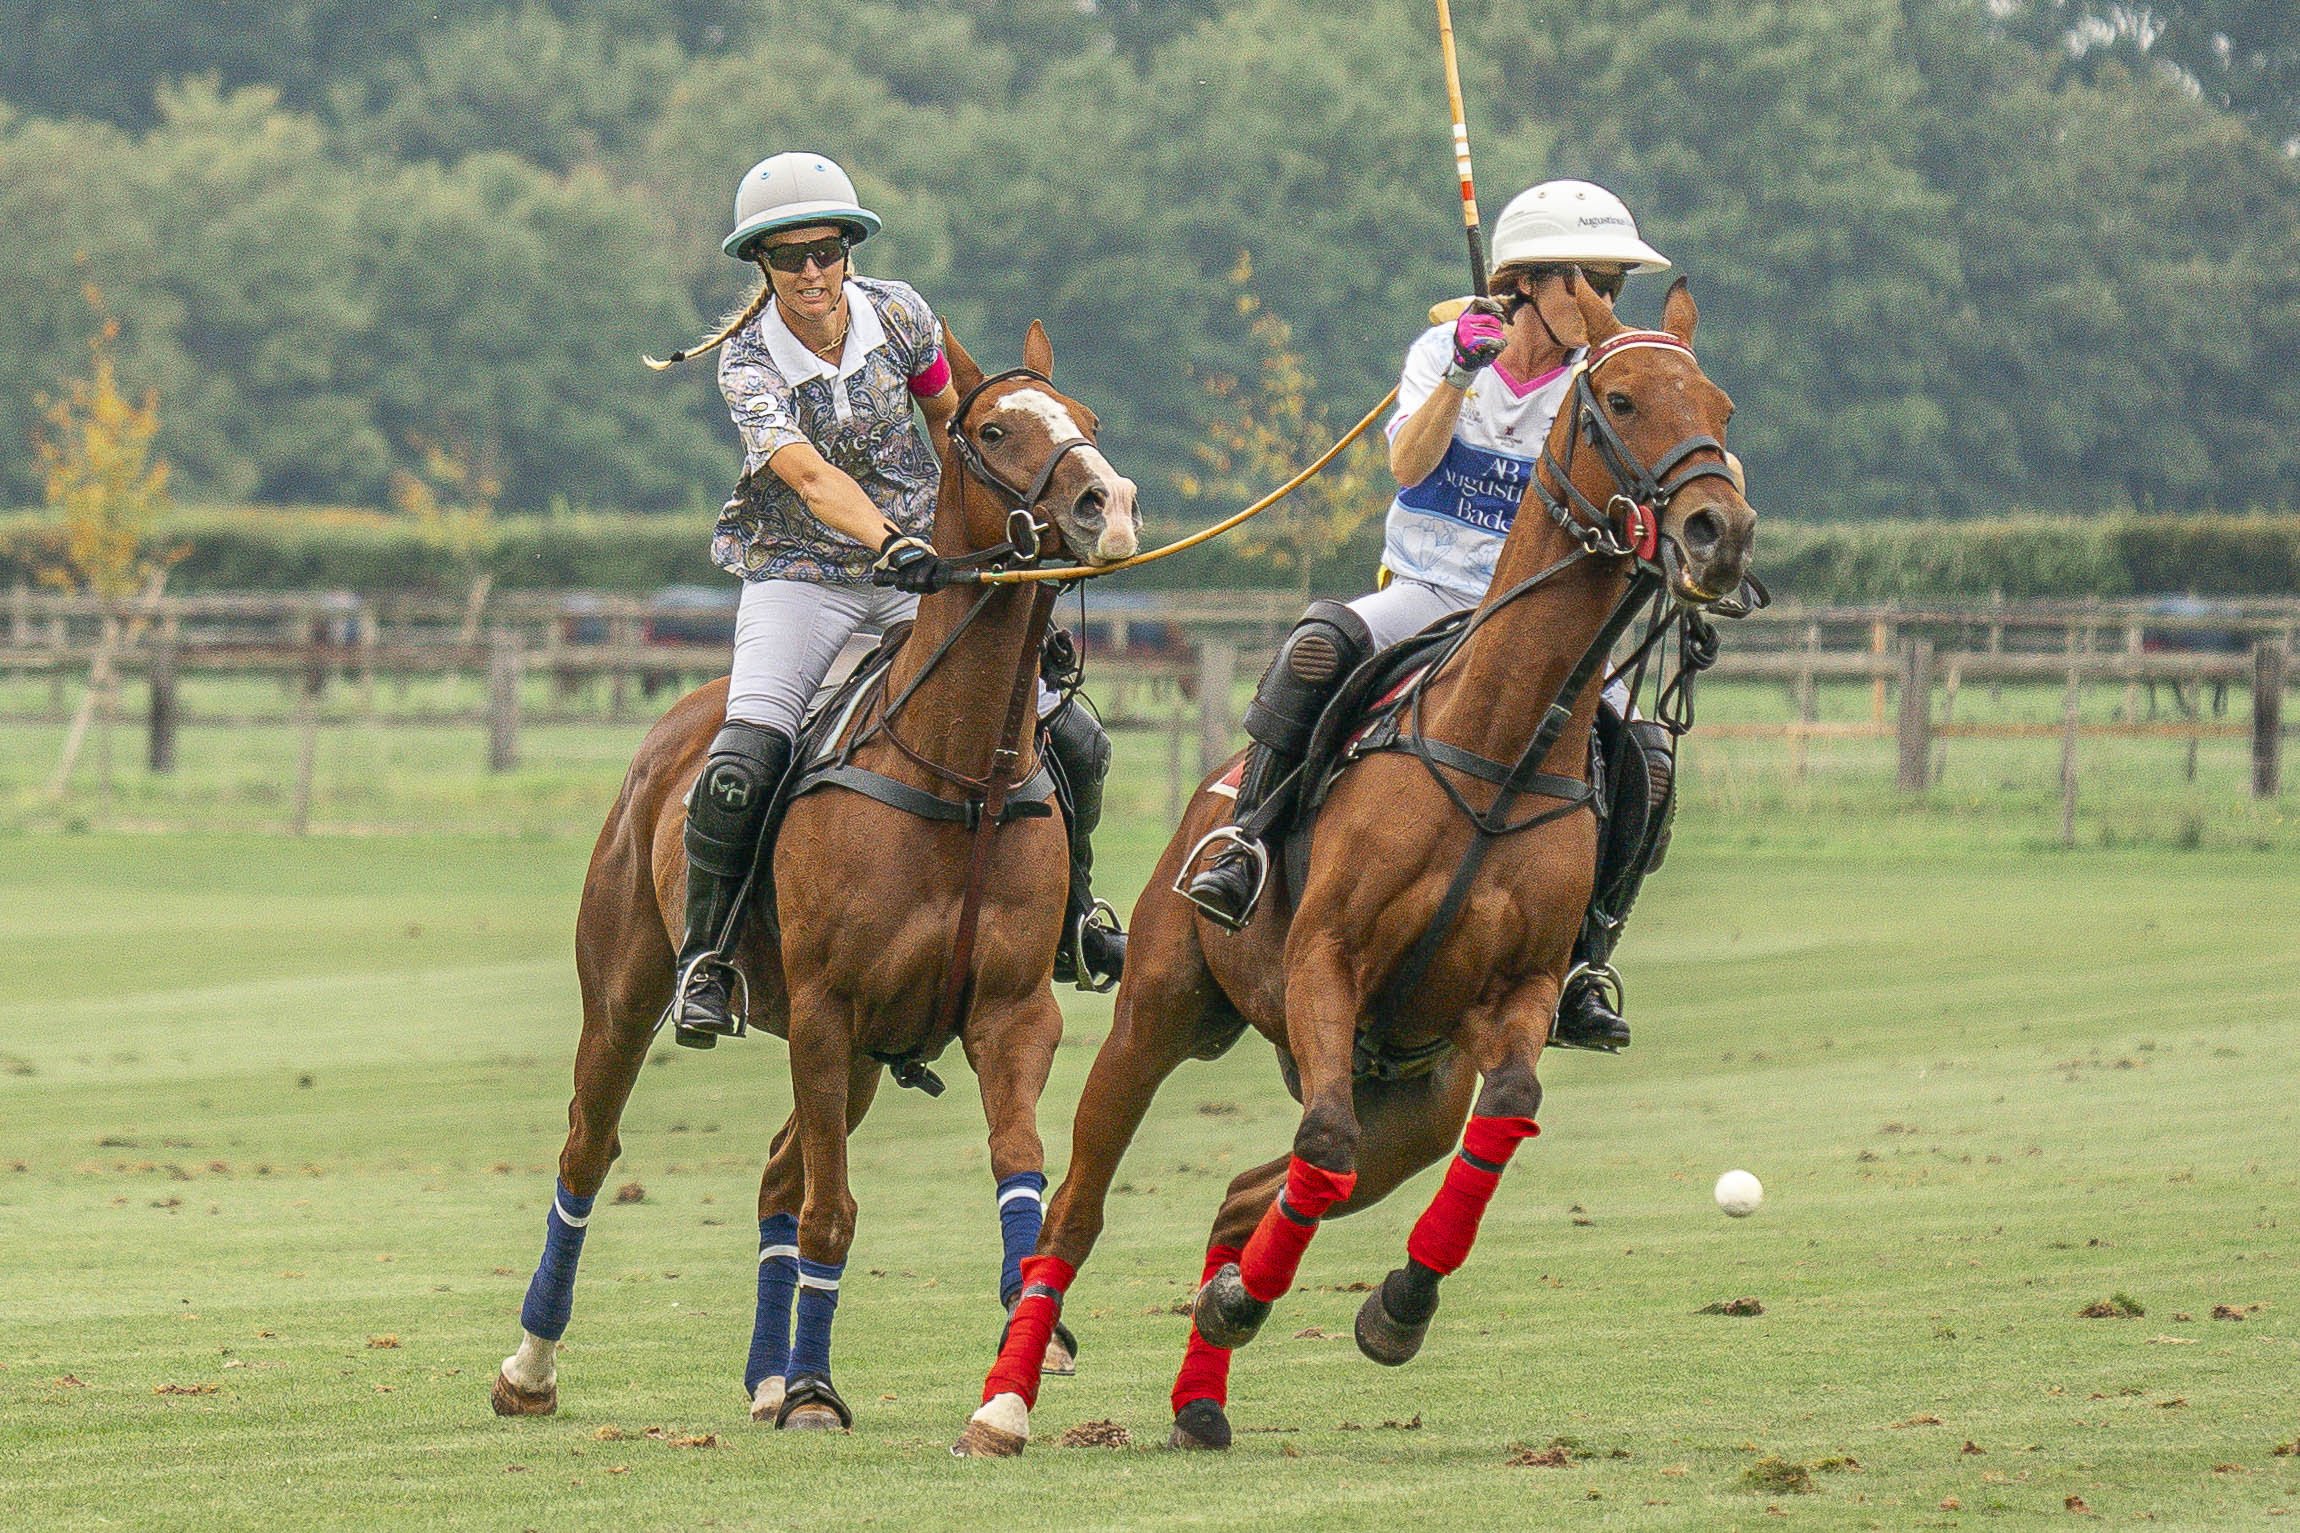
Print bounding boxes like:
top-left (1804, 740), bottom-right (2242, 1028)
top-left (1044, 702), bottom-right (1126, 991)
top-left (1553, 719), bottom-right (1674, 1053)
top-left (670, 721), bottom-right (793, 1049)
top-left (1181, 601), bottom-right (1373, 931)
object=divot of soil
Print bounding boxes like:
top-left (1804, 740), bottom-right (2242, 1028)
top-left (1507, 1444), bottom-right (1573, 1468)
top-left (1696, 1297), bottom-right (1765, 1316)
top-left (154, 1383), bottom-right (217, 1395)
top-left (2076, 1292), bottom-right (2144, 1319)
top-left (1740, 1456), bottom-right (1818, 1494)
top-left (1058, 1419), bottom-right (1131, 1448)
top-left (614, 1182), bottom-right (645, 1204)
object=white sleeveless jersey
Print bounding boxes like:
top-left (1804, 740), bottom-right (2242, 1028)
top-left (1379, 324), bottom-right (1581, 606)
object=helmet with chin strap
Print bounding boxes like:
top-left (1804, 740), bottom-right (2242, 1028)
top-left (722, 152), bottom-right (882, 260)
top-left (1488, 179), bottom-right (1669, 274)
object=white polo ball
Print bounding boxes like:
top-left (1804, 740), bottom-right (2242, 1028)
top-left (1714, 1169), bottom-right (1763, 1218)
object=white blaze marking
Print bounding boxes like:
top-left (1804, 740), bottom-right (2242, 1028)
top-left (997, 388), bottom-right (1087, 445)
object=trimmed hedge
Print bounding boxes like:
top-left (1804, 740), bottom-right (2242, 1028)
top-left (6, 506), bottom-right (2299, 600)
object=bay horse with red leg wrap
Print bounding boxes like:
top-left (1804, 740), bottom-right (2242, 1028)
top-left (956, 276), bottom-right (1756, 1456)
top-left (490, 321), bottom-right (1140, 1433)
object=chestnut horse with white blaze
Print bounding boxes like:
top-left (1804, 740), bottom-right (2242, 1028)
top-left (956, 276), bottom-right (1755, 1456)
top-left (492, 322), bottom-right (1140, 1433)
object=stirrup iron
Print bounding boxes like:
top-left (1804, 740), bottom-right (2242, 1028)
top-left (1555, 960), bottom-right (1622, 1039)
top-left (656, 949), bottom-right (751, 1042)
top-left (1174, 824), bottom-right (1270, 933)
top-left (1065, 897), bottom-right (1123, 993)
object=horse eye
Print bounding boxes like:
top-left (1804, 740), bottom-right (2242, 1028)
top-left (1606, 392), bottom-right (1634, 417)
top-left (980, 423), bottom-right (1006, 443)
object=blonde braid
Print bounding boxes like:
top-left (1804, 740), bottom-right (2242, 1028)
top-left (643, 260), bottom-right (775, 371)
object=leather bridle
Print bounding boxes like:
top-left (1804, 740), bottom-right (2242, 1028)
top-left (1531, 329), bottom-right (1741, 581)
top-left (939, 366), bottom-right (1097, 570)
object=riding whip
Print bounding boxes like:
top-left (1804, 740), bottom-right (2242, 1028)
top-left (1433, 0), bottom-right (1490, 300)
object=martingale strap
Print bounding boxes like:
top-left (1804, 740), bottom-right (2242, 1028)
top-left (1369, 569), bottom-right (1661, 1036)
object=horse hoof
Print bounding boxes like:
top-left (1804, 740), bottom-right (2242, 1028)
top-left (779, 1404), bottom-right (846, 1432)
top-left (1042, 1319), bottom-right (1079, 1378)
top-left (748, 1375), bottom-right (786, 1422)
top-left (1354, 1285), bottom-right (1431, 1367)
top-left (489, 1369), bottom-right (556, 1417)
top-left (1168, 1397), bottom-right (1232, 1451)
top-left (1191, 1262), bottom-right (1269, 1351)
top-left (951, 1393), bottom-right (1030, 1458)
top-left (774, 1373), bottom-right (853, 1433)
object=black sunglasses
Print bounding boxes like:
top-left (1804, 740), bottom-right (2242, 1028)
top-left (1529, 264), bottom-right (1628, 301)
top-left (760, 234), bottom-right (850, 274)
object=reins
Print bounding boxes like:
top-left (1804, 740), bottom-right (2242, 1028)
top-left (946, 386), bottom-right (1402, 586)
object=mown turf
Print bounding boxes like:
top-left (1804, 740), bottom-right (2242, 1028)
top-left (3, 827), bottom-right (2297, 1531)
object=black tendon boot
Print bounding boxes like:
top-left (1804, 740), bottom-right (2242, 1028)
top-left (670, 721), bottom-right (793, 1049)
top-left (1044, 702), bottom-right (1125, 991)
top-left (1553, 719), bottom-right (1675, 1052)
top-left (1181, 601), bottom-right (1373, 931)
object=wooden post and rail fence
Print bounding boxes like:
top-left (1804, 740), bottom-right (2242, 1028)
top-left (5, 586), bottom-right (2292, 830)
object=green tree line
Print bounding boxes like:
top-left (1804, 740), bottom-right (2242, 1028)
top-left (2, 0), bottom-right (2295, 533)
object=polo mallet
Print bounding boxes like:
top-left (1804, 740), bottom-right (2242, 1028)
top-left (1434, 0), bottom-right (1490, 305)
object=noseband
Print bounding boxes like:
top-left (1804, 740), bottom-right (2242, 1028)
top-left (943, 366), bottom-right (1096, 568)
top-left (1532, 330), bottom-right (1739, 572)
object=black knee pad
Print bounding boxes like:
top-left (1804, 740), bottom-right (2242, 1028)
top-left (1044, 703), bottom-right (1112, 840)
top-left (684, 721), bottom-right (790, 878)
top-left (1626, 718), bottom-right (1675, 870)
top-left (1243, 600), bottom-right (1374, 756)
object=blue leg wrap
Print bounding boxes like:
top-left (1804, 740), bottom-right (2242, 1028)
top-left (789, 1257), bottom-right (843, 1381)
top-left (518, 1181), bottom-right (596, 1342)
top-left (996, 1171), bottom-right (1047, 1307)
top-left (745, 1213), bottom-right (800, 1394)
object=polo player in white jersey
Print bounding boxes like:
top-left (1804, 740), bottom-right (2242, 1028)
top-left (1182, 179), bottom-right (1679, 1054)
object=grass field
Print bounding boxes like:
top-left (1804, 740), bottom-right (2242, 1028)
top-left (4, 805), bottom-right (2298, 1528)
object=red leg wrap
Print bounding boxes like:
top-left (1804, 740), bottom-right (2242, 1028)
top-left (1236, 1156), bottom-right (1358, 1303)
top-left (980, 1254), bottom-right (1076, 1407)
top-left (1169, 1243), bottom-right (1243, 1413)
top-left (1405, 1115), bottom-right (1538, 1277)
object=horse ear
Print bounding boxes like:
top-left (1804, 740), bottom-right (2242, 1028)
top-left (1566, 268), bottom-right (1626, 348)
top-left (1023, 319), bottom-right (1053, 378)
top-left (1661, 276), bottom-right (1698, 346)
top-left (942, 320), bottom-right (983, 394)
top-left (1532, 273), bottom-right (1589, 351)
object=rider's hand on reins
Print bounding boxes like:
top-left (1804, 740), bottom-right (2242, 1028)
top-left (873, 531), bottom-right (953, 594)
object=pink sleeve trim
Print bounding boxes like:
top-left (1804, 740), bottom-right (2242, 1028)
top-left (906, 353), bottom-right (951, 398)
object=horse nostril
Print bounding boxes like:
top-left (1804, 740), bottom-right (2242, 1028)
top-left (1074, 487), bottom-right (1107, 525)
top-left (1682, 508), bottom-right (1724, 558)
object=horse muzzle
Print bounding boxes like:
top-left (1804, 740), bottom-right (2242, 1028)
top-left (1660, 499), bottom-right (1755, 606)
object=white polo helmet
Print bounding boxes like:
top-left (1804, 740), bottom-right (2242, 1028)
top-left (1489, 179), bottom-right (1669, 274)
top-left (722, 151), bottom-right (882, 260)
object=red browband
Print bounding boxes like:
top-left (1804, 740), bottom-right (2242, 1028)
top-left (1582, 329), bottom-right (1694, 370)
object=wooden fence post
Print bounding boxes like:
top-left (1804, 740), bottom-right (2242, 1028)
top-left (1197, 639), bottom-right (1236, 779)
top-left (288, 689), bottom-right (319, 836)
top-left (1792, 621), bottom-right (1818, 781)
top-left (1896, 638), bottom-right (1933, 792)
top-left (147, 644), bottom-right (179, 774)
top-left (1166, 689), bottom-right (1186, 825)
top-left (2253, 641), bottom-right (2285, 799)
top-left (2059, 634), bottom-right (2081, 847)
top-left (488, 632), bottom-right (523, 773)
top-left (1869, 620), bottom-right (1891, 730)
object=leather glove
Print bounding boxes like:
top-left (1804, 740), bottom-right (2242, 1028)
top-left (1445, 300), bottom-right (1507, 388)
top-left (872, 531), bottom-right (952, 594)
